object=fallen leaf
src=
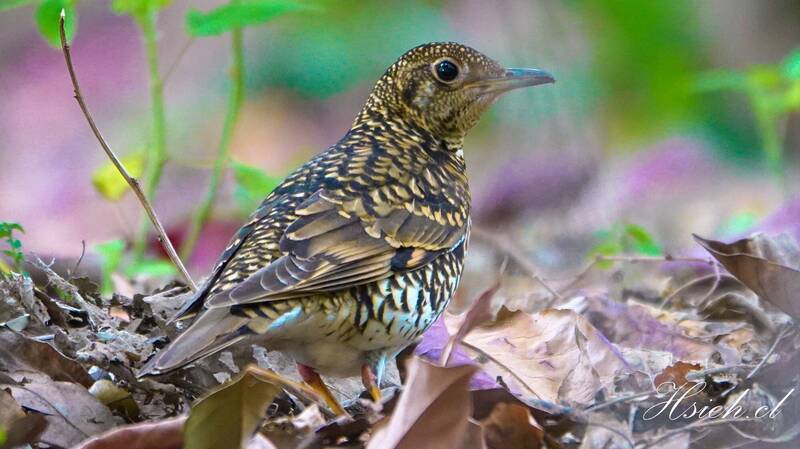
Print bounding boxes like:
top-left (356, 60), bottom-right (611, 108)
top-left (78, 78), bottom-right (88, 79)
top-left (582, 295), bottom-right (737, 364)
top-left (73, 416), bottom-right (185, 449)
top-left (183, 365), bottom-right (282, 449)
top-left (0, 329), bottom-right (93, 387)
top-left (653, 361), bottom-right (701, 387)
top-left (367, 357), bottom-right (477, 449)
top-left (89, 379), bottom-right (140, 420)
top-left (464, 419), bottom-right (488, 449)
top-left (0, 388), bottom-right (46, 449)
top-left (8, 380), bottom-right (117, 448)
top-left (481, 402), bottom-right (543, 449)
top-left (415, 317), bottom-right (497, 391)
top-left (464, 309), bottom-right (628, 405)
top-left (441, 277), bottom-right (502, 365)
top-left (695, 233), bottom-right (800, 320)
top-left (578, 416), bottom-right (634, 449)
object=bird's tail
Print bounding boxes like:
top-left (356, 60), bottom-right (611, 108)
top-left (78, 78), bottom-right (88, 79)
top-left (138, 308), bottom-right (249, 378)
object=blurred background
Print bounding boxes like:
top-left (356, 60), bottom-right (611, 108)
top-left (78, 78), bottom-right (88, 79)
top-left (0, 0), bottom-right (798, 286)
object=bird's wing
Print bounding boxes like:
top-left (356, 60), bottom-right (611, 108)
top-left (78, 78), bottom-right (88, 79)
top-left (205, 187), bottom-right (466, 308)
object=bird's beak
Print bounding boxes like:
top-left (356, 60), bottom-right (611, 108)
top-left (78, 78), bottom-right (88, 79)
top-left (468, 68), bottom-right (555, 95)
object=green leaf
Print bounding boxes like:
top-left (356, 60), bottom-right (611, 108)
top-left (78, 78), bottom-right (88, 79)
top-left (623, 224), bottom-right (662, 256)
top-left (694, 70), bottom-right (748, 93)
top-left (95, 239), bottom-right (125, 294)
top-left (35, 0), bottom-right (76, 47)
top-left (0, 0), bottom-right (36, 11)
top-left (187, 0), bottom-right (311, 36)
top-left (717, 211), bottom-right (758, 238)
top-left (0, 222), bottom-right (24, 238)
top-left (124, 259), bottom-right (177, 277)
top-left (184, 366), bottom-right (282, 449)
top-left (91, 150), bottom-right (145, 201)
top-left (589, 240), bottom-right (623, 270)
top-left (232, 161), bottom-right (281, 212)
top-left (0, 425), bottom-right (6, 445)
top-left (111, 0), bottom-right (171, 16)
top-left (782, 48), bottom-right (800, 80)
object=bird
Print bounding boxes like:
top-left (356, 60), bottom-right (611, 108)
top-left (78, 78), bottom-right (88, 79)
top-left (138, 42), bottom-right (554, 414)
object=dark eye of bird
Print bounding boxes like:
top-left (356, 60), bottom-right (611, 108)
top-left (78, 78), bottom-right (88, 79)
top-left (434, 60), bottom-right (460, 83)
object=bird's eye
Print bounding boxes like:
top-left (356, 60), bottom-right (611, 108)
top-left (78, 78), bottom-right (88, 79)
top-left (434, 59), bottom-right (460, 83)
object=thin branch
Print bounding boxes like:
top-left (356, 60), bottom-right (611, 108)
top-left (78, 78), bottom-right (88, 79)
top-left (684, 363), bottom-right (757, 381)
top-left (472, 228), bottom-right (563, 303)
top-left (133, 6), bottom-right (169, 261)
top-left (659, 264), bottom-right (727, 309)
top-left (585, 390), bottom-right (660, 413)
top-left (559, 253), bottom-right (715, 294)
top-left (180, 25), bottom-right (245, 260)
top-left (58, 12), bottom-right (197, 291)
top-left (162, 37), bottom-right (195, 87)
top-left (70, 239), bottom-right (87, 276)
top-left (637, 418), bottom-right (757, 449)
top-left (747, 325), bottom-right (790, 379)
top-left (34, 256), bottom-right (106, 329)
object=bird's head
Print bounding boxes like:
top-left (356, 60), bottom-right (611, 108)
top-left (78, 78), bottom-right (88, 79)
top-left (360, 42), bottom-right (554, 144)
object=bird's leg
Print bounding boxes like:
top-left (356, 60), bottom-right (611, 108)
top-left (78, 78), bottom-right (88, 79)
top-left (296, 363), bottom-right (346, 416)
top-left (361, 363), bottom-right (382, 403)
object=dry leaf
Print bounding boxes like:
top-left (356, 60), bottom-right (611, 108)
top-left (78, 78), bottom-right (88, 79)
top-left (695, 233), bottom-right (800, 320)
top-left (8, 380), bottom-right (117, 448)
top-left (464, 419), bottom-right (488, 449)
top-left (464, 309), bottom-right (628, 405)
top-left (183, 365), bottom-right (282, 449)
top-left (0, 388), bottom-right (46, 449)
top-left (441, 277), bottom-right (502, 365)
top-left (582, 295), bottom-right (737, 364)
top-left (72, 416), bottom-right (186, 449)
top-left (578, 417), bottom-right (634, 449)
top-left (367, 357), bottom-right (477, 449)
top-left (481, 402), bottom-right (543, 449)
top-left (653, 361), bottom-right (701, 387)
top-left (89, 379), bottom-right (140, 420)
top-left (0, 330), bottom-right (93, 387)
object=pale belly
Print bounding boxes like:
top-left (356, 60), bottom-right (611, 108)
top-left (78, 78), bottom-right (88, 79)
top-left (241, 249), bottom-right (464, 377)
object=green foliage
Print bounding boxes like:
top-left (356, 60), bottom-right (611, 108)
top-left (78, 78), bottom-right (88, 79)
top-left (95, 239), bottom-right (125, 295)
top-left (91, 151), bottom-right (145, 201)
top-left (187, 0), bottom-right (311, 37)
top-left (95, 239), bottom-right (176, 294)
top-left (0, 222), bottom-right (26, 275)
top-left (569, 0), bottom-right (705, 141)
top-left (232, 161), bottom-right (282, 213)
top-left (250, 0), bottom-right (447, 98)
top-left (697, 48), bottom-right (800, 181)
top-left (111, 0), bottom-right (171, 20)
top-left (590, 224), bottom-right (662, 268)
top-left (35, 0), bottom-right (76, 47)
top-left (124, 259), bottom-right (176, 278)
top-left (0, 0), bottom-right (36, 11)
top-left (716, 211), bottom-right (758, 239)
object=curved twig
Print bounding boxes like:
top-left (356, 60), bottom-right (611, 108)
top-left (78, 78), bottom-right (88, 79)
top-left (57, 11), bottom-right (197, 291)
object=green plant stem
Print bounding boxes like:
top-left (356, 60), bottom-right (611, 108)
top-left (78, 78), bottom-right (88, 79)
top-left (179, 26), bottom-right (245, 261)
top-left (133, 7), bottom-right (168, 261)
top-left (752, 93), bottom-right (787, 196)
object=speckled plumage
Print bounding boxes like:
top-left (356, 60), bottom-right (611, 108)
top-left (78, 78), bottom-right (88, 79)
top-left (139, 42), bottom-right (553, 388)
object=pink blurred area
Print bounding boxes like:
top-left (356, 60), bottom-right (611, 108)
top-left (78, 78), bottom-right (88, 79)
top-left (0, 0), bottom-right (798, 278)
